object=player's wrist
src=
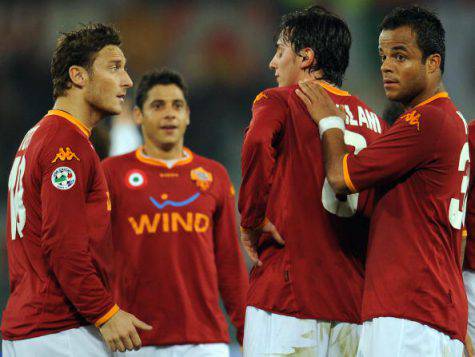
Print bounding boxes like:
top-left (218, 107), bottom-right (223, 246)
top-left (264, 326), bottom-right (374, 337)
top-left (318, 116), bottom-right (345, 139)
top-left (95, 304), bottom-right (120, 327)
top-left (240, 217), bottom-right (269, 233)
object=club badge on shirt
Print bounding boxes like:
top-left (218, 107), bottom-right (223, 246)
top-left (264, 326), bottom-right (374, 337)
top-left (191, 167), bottom-right (213, 191)
top-left (125, 169), bottom-right (147, 189)
top-left (51, 166), bottom-right (76, 190)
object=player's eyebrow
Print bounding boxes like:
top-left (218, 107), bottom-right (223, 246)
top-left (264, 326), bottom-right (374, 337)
top-left (391, 45), bottom-right (408, 52)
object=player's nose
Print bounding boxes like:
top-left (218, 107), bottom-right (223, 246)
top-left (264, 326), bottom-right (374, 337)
top-left (122, 71), bottom-right (133, 88)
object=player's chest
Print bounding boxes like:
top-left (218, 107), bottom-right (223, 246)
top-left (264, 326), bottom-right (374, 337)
top-left (117, 166), bottom-right (218, 217)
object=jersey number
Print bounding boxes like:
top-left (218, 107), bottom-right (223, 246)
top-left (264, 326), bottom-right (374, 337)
top-left (449, 112), bottom-right (470, 230)
top-left (322, 130), bottom-right (367, 217)
top-left (8, 155), bottom-right (26, 240)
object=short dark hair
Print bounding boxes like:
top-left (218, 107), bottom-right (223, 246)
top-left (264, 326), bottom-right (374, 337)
top-left (135, 68), bottom-right (189, 110)
top-left (380, 6), bottom-right (445, 73)
top-left (51, 23), bottom-right (121, 100)
top-left (278, 5), bottom-right (351, 87)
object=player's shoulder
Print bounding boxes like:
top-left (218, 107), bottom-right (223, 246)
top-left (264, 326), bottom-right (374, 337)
top-left (191, 152), bottom-right (230, 180)
top-left (102, 150), bottom-right (137, 169)
top-left (252, 86), bottom-right (293, 107)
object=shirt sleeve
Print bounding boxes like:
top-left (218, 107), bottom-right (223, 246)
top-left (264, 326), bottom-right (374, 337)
top-left (238, 90), bottom-right (287, 229)
top-left (214, 166), bottom-right (249, 345)
top-left (40, 129), bottom-right (117, 326)
top-left (344, 106), bottom-right (444, 192)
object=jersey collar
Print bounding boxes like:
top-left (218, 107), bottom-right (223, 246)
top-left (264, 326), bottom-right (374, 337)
top-left (135, 146), bottom-right (194, 168)
top-left (47, 109), bottom-right (91, 138)
top-left (414, 92), bottom-right (449, 109)
top-left (319, 81), bottom-right (351, 97)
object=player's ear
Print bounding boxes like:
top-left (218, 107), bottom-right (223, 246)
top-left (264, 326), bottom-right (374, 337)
top-left (299, 47), bottom-right (315, 71)
top-left (426, 53), bottom-right (442, 74)
top-left (133, 106), bottom-right (143, 125)
top-left (69, 66), bottom-right (88, 88)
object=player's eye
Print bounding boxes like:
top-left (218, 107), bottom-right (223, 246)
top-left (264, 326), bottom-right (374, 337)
top-left (174, 102), bottom-right (184, 109)
top-left (395, 54), bottom-right (406, 62)
top-left (379, 55), bottom-right (386, 63)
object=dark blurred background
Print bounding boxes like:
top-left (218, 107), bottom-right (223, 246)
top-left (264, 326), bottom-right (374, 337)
top-left (1, 0), bottom-right (474, 352)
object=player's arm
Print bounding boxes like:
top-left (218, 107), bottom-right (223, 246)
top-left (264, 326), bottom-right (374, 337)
top-left (238, 91), bottom-right (286, 264)
top-left (297, 81), bottom-right (442, 193)
top-left (213, 169), bottom-right (249, 345)
top-left (40, 133), bottom-right (150, 352)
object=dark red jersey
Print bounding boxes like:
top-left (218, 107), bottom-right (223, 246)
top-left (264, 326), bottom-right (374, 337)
top-left (464, 121), bottom-right (475, 270)
top-left (2, 110), bottom-right (117, 340)
top-left (238, 83), bottom-right (386, 323)
top-left (102, 148), bottom-right (248, 346)
top-left (344, 93), bottom-right (469, 341)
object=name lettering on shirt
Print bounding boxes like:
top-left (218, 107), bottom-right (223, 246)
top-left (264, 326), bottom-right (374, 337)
top-left (338, 105), bottom-right (382, 134)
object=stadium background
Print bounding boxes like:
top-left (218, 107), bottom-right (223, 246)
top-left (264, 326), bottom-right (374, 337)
top-left (0, 0), bottom-right (474, 354)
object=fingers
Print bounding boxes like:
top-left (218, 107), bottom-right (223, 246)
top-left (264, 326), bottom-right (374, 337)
top-left (130, 315), bottom-right (153, 331)
top-left (263, 222), bottom-right (285, 246)
top-left (121, 334), bottom-right (134, 351)
top-left (241, 233), bottom-right (263, 266)
top-left (115, 337), bottom-right (126, 353)
top-left (295, 88), bottom-right (312, 109)
top-left (130, 329), bottom-right (142, 351)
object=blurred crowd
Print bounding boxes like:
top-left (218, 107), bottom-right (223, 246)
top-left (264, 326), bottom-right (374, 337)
top-left (1, 0), bottom-right (474, 343)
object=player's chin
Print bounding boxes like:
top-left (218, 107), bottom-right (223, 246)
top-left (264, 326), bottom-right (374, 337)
top-left (383, 89), bottom-right (401, 102)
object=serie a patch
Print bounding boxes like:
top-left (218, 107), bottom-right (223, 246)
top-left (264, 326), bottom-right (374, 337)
top-left (51, 166), bottom-right (76, 190)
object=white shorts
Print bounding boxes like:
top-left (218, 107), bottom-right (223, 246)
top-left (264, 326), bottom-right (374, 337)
top-left (113, 343), bottom-right (229, 357)
top-left (243, 306), bottom-right (361, 356)
top-left (357, 317), bottom-right (463, 357)
top-left (2, 325), bottom-right (111, 357)
top-left (464, 270), bottom-right (475, 345)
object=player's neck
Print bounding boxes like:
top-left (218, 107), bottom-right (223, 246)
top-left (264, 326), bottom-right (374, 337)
top-left (53, 96), bottom-right (102, 131)
top-left (142, 140), bottom-right (185, 161)
top-left (406, 82), bottom-right (446, 109)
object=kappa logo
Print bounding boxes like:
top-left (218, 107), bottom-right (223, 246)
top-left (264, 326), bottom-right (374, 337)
top-left (51, 166), bottom-right (76, 190)
top-left (125, 169), bottom-right (147, 189)
top-left (401, 110), bottom-right (421, 131)
top-left (52, 147), bottom-right (80, 163)
top-left (190, 167), bottom-right (213, 191)
top-left (253, 91), bottom-right (268, 104)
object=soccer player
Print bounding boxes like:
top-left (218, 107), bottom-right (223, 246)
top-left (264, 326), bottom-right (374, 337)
top-left (238, 7), bottom-right (386, 356)
top-left (297, 6), bottom-right (468, 356)
top-left (102, 69), bottom-right (249, 356)
top-left (2, 24), bottom-right (152, 356)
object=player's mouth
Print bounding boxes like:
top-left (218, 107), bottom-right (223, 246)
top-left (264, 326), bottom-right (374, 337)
top-left (117, 94), bottom-right (126, 102)
top-left (160, 125), bottom-right (178, 133)
top-left (383, 79), bottom-right (399, 89)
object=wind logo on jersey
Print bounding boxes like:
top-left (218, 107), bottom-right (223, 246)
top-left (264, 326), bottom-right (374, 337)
top-left (253, 92), bottom-right (268, 104)
top-left (51, 166), bottom-right (76, 190)
top-left (125, 169), bottom-right (147, 189)
top-left (191, 167), bottom-right (213, 191)
top-left (401, 110), bottom-right (421, 131)
top-left (51, 147), bottom-right (80, 163)
top-left (149, 192), bottom-right (200, 209)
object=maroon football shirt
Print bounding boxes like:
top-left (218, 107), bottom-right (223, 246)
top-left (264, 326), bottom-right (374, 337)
top-left (239, 83), bottom-right (386, 323)
top-left (102, 148), bottom-right (248, 345)
top-left (2, 110), bottom-right (117, 340)
top-left (344, 92), bottom-right (469, 341)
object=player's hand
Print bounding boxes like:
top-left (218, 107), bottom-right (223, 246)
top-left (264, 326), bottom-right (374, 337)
top-left (98, 309), bottom-right (153, 352)
top-left (240, 219), bottom-right (284, 266)
top-left (465, 332), bottom-right (474, 357)
top-left (295, 80), bottom-right (345, 124)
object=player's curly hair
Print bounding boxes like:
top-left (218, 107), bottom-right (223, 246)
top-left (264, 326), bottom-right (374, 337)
top-left (135, 68), bottom-right (189, 110)
top-left (51, 23), bottom-right (121, 100)
top-left (380, 6), bottom-right (445, 73)
top-left (278, 5), bottom-right (351, 87)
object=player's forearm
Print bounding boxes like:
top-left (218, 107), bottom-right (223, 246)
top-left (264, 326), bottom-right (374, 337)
top-left (239, 137), bottom-right (274, 228)
top-left (322, 128), bottom-right (350, 194)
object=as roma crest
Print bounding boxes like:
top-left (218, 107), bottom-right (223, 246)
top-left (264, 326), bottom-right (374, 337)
top-left (190, 167), bottom-right (213, 191)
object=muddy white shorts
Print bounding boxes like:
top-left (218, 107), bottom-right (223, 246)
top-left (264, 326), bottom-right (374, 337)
top-left (2, 325), bottom-right (111, 357)
top-left (114, 343), bottom-right (229, 356)
top-left (357, 317), bottom-right (463, 357)
top-left (464, 270), bottom-right (475, 345)
top-left (243, 306), bottom-right (361, 356)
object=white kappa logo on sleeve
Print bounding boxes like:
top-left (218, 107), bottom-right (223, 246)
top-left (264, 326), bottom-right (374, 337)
top-left (51, 166), bottom-right (76, 190)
